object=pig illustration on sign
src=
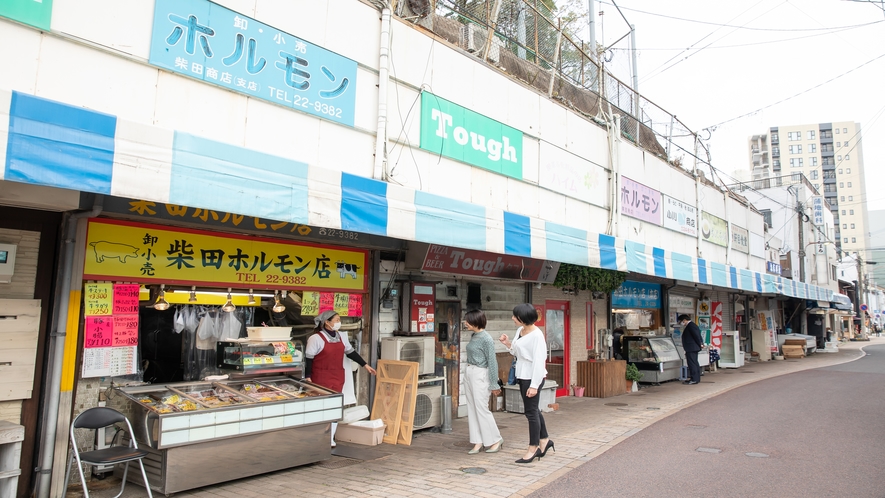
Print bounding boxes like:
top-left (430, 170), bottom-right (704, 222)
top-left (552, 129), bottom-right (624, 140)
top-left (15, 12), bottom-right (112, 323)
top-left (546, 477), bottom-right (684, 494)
top-left (336, 261), bottom-right (360, 279)
top-left (89, 241), bottom-right (140, 264)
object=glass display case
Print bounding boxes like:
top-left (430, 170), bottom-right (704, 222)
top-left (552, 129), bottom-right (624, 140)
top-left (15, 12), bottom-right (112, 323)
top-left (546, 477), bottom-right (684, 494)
top-left (113, 376), bottom-right (341, 495)
top-left (217, 340), bottom-right (304, 373)
top-left (623, 336), bottom-right (683, 384)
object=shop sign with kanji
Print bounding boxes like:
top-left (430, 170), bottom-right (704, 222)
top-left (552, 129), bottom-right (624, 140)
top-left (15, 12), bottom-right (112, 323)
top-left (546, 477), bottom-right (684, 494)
top-left (83, 219), bottom-right (368, 292)
top-left (149, 0), bottom-right (357, 127)
top-left (620, 177), bottom-right (663, 225)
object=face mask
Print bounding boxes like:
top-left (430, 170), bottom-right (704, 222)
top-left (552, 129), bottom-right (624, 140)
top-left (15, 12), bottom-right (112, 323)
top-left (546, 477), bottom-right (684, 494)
top-left (330, 322), bottom-right (341, 331)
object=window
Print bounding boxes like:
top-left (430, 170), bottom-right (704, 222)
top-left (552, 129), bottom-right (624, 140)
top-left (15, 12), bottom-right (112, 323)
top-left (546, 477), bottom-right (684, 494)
top-left (844, 141), bottom-right (849, 148)
top-left (771, 132), bottom-right (779, 141)
top-left (845, 154), bottom-right (850, 160)
top-left (811, 157), bottom-right (818, 166)
top-left (790, 158), bottom-right (804, 167)
top-left (844, 238), bottom-right (849, 243)
top-left (761, 209), bottom-right (772, 228)
top-left (835, 128), bottom-right (840, 134)
top-left (789, 145), bottom-right (802, 154)
top-left (843, 127), bottom-right (848, 133)
top-left (814, 183), bottom-right (820, 190)
top-left (810, 144), bottom-right (817, 153)
top-left (840, 182), bottom-right (844, 188)
top-left (836, 142), bottom-right (841, 147)
top-left (839, 169), bottom-right (843, 174)
top-left (851, 224), bottom-right (855, 229)
top-left (847, 168), bottom-right (851, 173)
top-left (837, 155), bottom-right (842, 161)
top-left (850, 209), bottom-right (855, 215)
top-left (849, 196), bottom-right (853, 201)
top-left (773, 146), bottom-right (780, 155)
top-left (848, 182), bottom-right (852, 187)
top-left (852, 237), bottom-right (857, 243)
top-left (773, 159), bottom-right (781, 168)
top-left (843, 224), bottom-right (847, 229)
top-left (841, 196), bottom-right (845, 201)
top-left (842, 210), bottom-right (846, 215)
top-left (808, 130), bottom-right (816, 140)
top-left (810, 170), bottom-right (818, 179)
top-left (788, 131), bottom-right (801, 141)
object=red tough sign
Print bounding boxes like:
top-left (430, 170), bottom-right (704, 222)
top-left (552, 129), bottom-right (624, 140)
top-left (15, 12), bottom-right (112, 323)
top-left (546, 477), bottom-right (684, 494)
top-left (421, 244), bottom-right (559, 283)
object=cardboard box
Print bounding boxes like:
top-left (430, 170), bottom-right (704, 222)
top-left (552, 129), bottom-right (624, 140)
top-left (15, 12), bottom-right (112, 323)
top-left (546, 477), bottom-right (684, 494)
top-left (336, 422), bottom-right (385, 446)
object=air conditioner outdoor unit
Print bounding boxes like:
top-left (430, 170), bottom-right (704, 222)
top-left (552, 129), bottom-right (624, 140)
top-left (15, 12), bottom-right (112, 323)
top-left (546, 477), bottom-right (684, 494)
top-left (413, 384), bottom-right (442, 430)
top-left (380, 336), bottom-right (435, 375)
top-left (460, 24), bottom-right (505, 64)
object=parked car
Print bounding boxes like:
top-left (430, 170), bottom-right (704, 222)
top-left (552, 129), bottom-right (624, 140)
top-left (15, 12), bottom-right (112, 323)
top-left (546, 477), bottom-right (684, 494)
top-left (777, 333), bottom-right (816, 355)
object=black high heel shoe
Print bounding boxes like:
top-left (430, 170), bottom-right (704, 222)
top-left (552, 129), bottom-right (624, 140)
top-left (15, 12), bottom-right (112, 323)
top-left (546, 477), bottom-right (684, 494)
top-left (540, 440), bottom-right (555, 457)
top-left (515, 448), bottom-right (542, 464)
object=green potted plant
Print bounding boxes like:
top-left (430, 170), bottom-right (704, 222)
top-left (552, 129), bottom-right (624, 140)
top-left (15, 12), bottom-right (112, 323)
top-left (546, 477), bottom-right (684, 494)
top-left (625, 363), bottom-right (642, 392)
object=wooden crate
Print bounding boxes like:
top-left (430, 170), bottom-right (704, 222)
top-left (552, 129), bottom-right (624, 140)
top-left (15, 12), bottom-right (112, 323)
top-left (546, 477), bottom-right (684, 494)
top-left (781, 345), bottom-right (805, 359)
top-left (576, 360), bottom-right (626, 398)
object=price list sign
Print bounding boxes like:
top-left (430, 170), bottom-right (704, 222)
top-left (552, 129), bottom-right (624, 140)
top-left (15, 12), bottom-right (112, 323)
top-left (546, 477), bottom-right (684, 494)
top-left (82, 283), bottom-right (140, 377)
top-left (84, 283), bottom-right (112, 316)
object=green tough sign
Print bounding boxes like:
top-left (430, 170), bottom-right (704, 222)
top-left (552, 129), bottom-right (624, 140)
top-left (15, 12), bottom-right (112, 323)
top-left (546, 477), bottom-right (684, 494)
top-left (419, 92), bottom-right (523, 180)
top-left (0, 0), bottom-right (54, 31)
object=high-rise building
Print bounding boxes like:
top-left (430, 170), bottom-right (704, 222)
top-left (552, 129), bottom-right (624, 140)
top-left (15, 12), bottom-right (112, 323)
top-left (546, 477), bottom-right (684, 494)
top-left (748, 122), bottom-right (870, 258)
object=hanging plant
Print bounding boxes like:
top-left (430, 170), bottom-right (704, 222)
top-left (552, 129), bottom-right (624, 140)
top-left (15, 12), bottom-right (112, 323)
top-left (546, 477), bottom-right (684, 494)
top-left (553, 263), bottom-right (627, 295)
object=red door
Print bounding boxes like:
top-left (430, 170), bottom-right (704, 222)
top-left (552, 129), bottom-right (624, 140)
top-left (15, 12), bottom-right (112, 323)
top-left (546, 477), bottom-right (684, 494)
top-left (545, 300), bottom-right (569, 397)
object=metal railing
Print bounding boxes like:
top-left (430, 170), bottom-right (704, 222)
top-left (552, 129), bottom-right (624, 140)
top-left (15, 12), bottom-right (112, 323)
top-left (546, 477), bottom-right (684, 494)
top-left (407, 0), bottom-right (700, 169)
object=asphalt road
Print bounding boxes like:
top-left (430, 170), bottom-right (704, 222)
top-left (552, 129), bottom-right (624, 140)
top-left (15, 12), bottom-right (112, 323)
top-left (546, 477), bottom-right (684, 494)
top-left (531, 345), bottom-right (885, 498)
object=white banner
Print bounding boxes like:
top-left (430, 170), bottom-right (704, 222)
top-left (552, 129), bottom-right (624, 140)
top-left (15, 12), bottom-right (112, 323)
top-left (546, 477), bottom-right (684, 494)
top-left (539, 143), bottom-right (607, 207)
top-left (662, 196), bottom-right (698, 236)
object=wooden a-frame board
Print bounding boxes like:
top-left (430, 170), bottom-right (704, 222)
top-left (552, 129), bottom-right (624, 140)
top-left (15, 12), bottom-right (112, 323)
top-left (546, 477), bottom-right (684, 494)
top-left (370, 359), bottom-right (418, 445)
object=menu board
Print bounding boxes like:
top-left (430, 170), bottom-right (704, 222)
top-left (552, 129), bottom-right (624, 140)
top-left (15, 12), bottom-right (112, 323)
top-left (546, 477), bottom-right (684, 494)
top-left (82, 283), bottom-right (140, 377)
top-left (302, 291), bottom-right (363, 317)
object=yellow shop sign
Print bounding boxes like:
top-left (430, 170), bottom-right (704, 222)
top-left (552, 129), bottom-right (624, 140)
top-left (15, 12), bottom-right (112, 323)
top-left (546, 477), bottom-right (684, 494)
top-left (84, 219), bottom-right (368, 292)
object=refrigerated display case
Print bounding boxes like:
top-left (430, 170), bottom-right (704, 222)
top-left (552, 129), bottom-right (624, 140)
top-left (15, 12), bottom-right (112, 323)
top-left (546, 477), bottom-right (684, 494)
top-left (216, 340), bottom-right (304, 373)
top-left (623, 336), bottom-right (683, 383)
top-left (113, 376), bottom-right (341, 495)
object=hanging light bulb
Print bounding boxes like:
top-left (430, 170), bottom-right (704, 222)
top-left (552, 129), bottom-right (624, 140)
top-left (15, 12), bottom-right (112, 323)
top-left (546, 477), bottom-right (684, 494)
top-left (248, 289), bottom-right (256, 305)
top-left (222, 288), bottom-right (236, 312)
top-left (272, 290), bottom-right (286, 313)
top-left (153, 284), bottom-right (170, 311)
top-left (188, 285), bottom-right (198, 303)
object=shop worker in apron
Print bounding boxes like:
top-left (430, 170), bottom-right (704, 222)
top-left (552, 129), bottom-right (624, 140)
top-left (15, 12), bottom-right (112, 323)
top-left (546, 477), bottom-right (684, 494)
top-left (304, 310), bottom-right (376, 446)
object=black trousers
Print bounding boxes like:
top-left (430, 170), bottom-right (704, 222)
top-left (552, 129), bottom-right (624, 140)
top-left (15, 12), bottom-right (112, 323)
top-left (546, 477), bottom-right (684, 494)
top-left (518, 378), bottom-right (548, 446)
top-left (686, 350), bottom-right (701, 383)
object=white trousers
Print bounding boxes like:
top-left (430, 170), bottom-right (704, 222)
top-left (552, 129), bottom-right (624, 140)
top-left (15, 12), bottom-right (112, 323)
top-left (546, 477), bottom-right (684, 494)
top-left (464, 364), bottom-right (502, 446)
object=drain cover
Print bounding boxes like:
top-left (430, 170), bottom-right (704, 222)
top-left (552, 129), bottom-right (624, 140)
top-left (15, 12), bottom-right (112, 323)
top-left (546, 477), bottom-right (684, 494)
top-left (696, 447), bottom-right (722, 454)
top-left (605, 403), bottom-right (628, 407)
top-left (461, 467), bottom-right (487, 474)
top-left (745, 452), bottom-right (769, 458)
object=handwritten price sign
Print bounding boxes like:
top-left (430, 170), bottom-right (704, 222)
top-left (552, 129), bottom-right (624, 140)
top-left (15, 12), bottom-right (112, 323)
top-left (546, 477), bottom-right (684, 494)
top-left (302, 291), bottom-right (319, 316)
top-left (319, 292), bottom-right (335, 313)
top-left (84, 317), bottom-right (113, 348)
top-left (113, 315), bottom-right (139, 347)
top-left (113, 284), bottom-right (140, 314)
top-left (334, 293), bottom-right (350, 316)
top-left (348, 294), bottom-right (363, 317)
top-left (84, 283), bottom-right (113, 316)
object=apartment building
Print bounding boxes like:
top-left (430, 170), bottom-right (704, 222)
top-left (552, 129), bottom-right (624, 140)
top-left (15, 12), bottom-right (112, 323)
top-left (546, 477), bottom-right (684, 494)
top-left (748, 122), bottom-right (870, 258)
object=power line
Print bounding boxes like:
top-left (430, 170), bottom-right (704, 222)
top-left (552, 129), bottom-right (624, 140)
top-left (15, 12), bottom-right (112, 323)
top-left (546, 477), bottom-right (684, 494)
top-left (598, 1), bottom-right (883, 31)
top-left (702, 53), bottom-right (885, 131)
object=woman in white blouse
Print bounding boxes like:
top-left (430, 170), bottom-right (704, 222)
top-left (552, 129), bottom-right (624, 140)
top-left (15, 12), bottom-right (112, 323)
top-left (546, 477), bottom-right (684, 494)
top-left (499, 303), bottom-right (554, 463)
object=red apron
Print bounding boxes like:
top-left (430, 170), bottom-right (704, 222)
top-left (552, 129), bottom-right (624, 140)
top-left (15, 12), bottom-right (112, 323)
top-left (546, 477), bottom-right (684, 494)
top-left (311, 332), bottom-right (345, 393)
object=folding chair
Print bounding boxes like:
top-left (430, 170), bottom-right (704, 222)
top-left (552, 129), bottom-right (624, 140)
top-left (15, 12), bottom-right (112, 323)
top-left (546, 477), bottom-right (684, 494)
top-left (63, 407), bottom-right (153, 498)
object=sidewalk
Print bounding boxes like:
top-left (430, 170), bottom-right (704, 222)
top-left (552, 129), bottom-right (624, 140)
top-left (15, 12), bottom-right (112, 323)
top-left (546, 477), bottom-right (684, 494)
top-left (70, 339), bottom-right (877, 498)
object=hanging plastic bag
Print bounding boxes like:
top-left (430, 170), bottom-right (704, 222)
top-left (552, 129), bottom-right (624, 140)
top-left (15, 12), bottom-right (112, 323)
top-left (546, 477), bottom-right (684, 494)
top-left (173, 307), bottom-right (185, 334)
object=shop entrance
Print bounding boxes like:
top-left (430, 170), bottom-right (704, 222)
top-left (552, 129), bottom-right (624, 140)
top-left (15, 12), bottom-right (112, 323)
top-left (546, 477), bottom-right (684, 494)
top-left (545, 300), bottom-right (569, 397)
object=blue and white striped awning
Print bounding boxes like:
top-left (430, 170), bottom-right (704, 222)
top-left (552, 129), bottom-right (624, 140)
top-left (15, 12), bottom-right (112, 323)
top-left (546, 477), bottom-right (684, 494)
top-left (624, 240), bottom-right (836, 300)
top-left (0, 90), bottom-right (833, 301)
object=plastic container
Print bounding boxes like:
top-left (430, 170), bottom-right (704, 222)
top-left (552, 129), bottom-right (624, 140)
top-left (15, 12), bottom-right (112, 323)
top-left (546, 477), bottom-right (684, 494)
top-left (336, 420), bottom-right (385, 446)
top-left (503, 381), bottom-right (558, 413)
top-left (246, 327), bottom-right (292, 341)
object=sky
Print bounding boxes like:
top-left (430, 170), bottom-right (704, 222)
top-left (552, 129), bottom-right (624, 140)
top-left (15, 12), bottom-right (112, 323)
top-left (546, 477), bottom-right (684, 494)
top-left (581, 0), bottom-right (885, 210)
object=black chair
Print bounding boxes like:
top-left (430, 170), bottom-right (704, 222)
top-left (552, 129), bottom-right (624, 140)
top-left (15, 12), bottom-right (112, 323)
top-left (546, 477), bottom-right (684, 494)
top-left (63, 407), bottom-right (153, 498)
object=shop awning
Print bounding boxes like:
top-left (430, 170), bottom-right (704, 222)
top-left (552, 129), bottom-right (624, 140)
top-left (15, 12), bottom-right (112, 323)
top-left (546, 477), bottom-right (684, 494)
top-left (0, 89), bottom-right (838, 302)
top-left (831, 294), bottom-right (854, 312)
top-left (623, 239), bottom-right (836, 301)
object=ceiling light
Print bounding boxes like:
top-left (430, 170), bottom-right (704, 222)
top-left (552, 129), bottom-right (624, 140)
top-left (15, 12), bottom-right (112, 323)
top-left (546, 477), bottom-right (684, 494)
top-left (248, 289), bottom-right (256, 305)
top-left (153, 284), bottom-right (170, 311)
top-left (188, 285), bottom-right (198, 303)
top-left (222, 288), bottom-right (236, 312)
top-left (272, 291), bottom-right (286, 313)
